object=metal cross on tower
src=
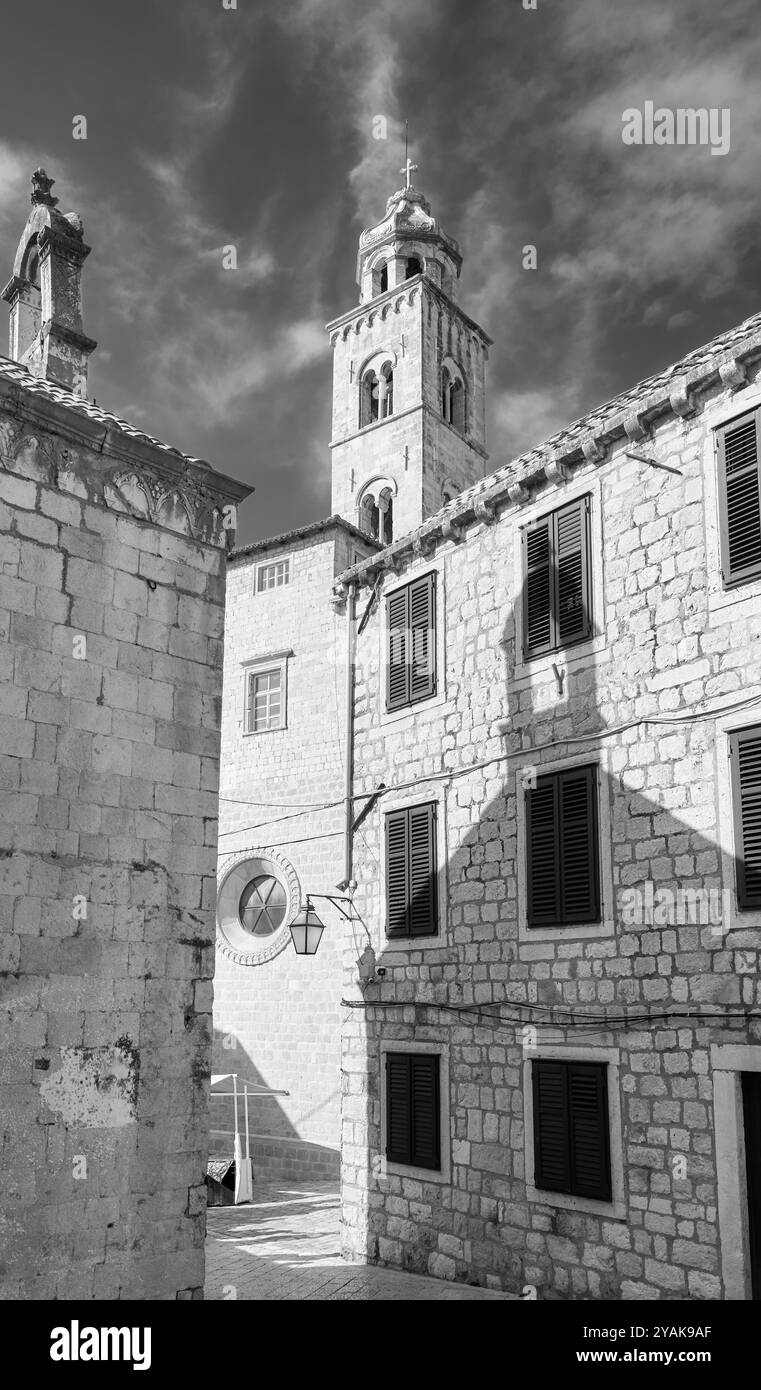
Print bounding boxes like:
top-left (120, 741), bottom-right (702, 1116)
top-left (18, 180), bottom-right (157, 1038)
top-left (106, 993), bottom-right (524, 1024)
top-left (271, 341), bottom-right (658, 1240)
top-left (401, 121), bottom-right (418, 189)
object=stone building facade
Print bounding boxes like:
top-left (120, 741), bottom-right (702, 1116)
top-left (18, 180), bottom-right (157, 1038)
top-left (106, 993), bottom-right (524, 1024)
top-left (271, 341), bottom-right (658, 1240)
top-left (213, 175), bottom-right (490, 1179)
top-left (213, 518), bottom-right (377, 1180)
top-left (335, 309), bottom-right (761, 1300)
top-left (0, 171), bottom-right (250, 1298)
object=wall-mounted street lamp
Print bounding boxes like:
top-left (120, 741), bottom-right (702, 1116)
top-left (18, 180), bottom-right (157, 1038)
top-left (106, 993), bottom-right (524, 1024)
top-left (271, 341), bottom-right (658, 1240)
top-left (289, 888), bottom-right (357, 956)
top-left (289, 899), bottom-right (326, 956)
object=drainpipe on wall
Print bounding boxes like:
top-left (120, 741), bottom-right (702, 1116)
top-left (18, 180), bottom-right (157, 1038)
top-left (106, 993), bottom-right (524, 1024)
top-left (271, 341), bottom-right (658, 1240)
top-left (343, 580), bottom-right (357, 887)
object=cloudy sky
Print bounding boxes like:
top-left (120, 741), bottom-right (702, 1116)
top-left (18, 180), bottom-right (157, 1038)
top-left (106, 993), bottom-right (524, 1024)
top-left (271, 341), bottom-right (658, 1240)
top-left (1, 0), bottom-right (759, 543)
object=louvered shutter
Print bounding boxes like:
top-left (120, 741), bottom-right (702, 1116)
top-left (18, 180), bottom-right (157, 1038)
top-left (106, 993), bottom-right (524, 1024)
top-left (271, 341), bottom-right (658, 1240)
top-left (732, 726), bottom-right (761, 910)
top-left (526, 778), bottom-right (560, 926)
top-left (527, 766), bottom-right (600, 927)
top-left (533, 1060), bottom-right (611, 1201)
top-left (523, 518), bottom-right (552, 655)
top-left (559, 765), bottom-right (600, 922)
top-left (387, 587), bottom-right (409, 710)
top-left (409, 573), bottom-right (436, 702)
top-left (385, 803), bottom-right (438, 939)
top-left (523, 498), bottom-right (592, 656)
top-left (386, 1053), bottom-right (441, 1170)
top-left (386, 1054), bottom-right (412, 1164)
top-left (385, 809), bottom-right (410, 937)
top-left (555, 497), bottom-right (592, 646)
top-left (718, 412), bottom-right (761, 586)
top-left (532, 1059), bottom-right (571, 1193)
top-left (410, 1054), bottom-right (440, 1170)
top-left (408, 802), bottom-right (438, 937)
top-left (569, 1062), bottom-right (611, 1201)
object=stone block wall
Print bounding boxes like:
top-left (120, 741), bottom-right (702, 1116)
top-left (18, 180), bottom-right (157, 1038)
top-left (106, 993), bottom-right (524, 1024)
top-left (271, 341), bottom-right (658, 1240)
top-left (0, 383), bottom-right (248, 1299)
top-left (341, 357), bottom-right (761, 1299)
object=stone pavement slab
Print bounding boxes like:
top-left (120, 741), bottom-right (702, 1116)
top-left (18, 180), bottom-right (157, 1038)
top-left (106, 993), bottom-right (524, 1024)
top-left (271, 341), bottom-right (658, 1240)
top-left (205, 1180), bottom-right (514, 1301)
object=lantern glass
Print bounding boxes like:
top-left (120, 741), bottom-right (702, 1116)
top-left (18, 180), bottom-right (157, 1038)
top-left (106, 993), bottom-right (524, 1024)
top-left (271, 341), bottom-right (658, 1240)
top-left (290, 902), bottom-right (325, 955)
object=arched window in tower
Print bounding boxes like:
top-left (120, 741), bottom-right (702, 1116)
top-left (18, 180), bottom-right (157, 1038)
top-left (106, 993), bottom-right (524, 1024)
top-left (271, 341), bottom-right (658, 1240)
top-left (360, 369), bottom-right (380, 427)
top-left (451, 376), bottom-right (465, 432)
top-left (380, 361), bottom-right (394, 419)
top-left (379, 262), bottom-right (388, 293)
top-left (378, 487), bottom-right (394, 544)
top-left (441, 361), bottom-right (466, 434)
top-left (358, 480), bottom-right (396, 545)
top-left (406, 256), bottom-right (423, 279)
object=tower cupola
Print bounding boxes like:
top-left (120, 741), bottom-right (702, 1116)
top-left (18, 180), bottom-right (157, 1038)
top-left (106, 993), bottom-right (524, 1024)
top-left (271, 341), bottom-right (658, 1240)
top-left (357, 166), bottom-right (462, 305)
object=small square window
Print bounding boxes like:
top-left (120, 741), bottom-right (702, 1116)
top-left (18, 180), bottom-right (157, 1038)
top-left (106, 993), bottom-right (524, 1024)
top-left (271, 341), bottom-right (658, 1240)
top-left (256, 559), bottom-right (290, 593)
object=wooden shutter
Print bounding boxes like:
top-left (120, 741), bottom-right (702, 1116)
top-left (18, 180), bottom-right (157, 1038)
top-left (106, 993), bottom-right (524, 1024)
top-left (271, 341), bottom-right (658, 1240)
top-left (385, 1052), bottom-right (441, 1170)
top-left (718, 411), bottom-right (761, 586)
top-left (409, 573), bottom-right (436, 702)
top-left (385, 809), bottom-right (410, 938)
top-left (532, 1059), bottom-right (571, 1193)
top-left (555, 497), bottom-right (591, 646)
top-left (559, 765), bottom-right (600, 923)
top-left (527, 765), bottom-right (600, 927)
top-left (523, 518), bottom-right (552, 655)
top-left (533, 1059), bottom-right (611, 1201)
top-left (387, 587), bottom-right (409, 710)
top-left (408, 803), bottom-right (438, 937)
top-left (385, 803), bottom-right (438, 939)
top-left (731, 726), bottom-right (761, 910)
top-left (410, 1054), bottom-right (440, 1170)
top-left (522, 497), bottom-right (592, 656)
top-left (526, 777), bottom-right (560, 926)
top-left (386, 1054), bottom-right (412, 1164)
top-left (568, 1062), bottom-right (611, 1201)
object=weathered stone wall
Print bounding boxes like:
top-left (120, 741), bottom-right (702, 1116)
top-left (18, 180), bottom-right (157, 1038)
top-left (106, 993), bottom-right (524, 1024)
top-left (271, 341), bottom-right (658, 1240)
top-left (342, 359), bottom-right (761, 1299)
top-left (0, 387), bottom-right (247, 1299)
top-left (214, 523), bottom-right (374, 1181)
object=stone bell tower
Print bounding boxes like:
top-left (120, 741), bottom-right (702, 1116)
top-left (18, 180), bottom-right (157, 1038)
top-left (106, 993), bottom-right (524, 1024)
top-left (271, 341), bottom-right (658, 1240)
top-left (2, 168), bottom-right (96, 398)
top-left (326, 158), bottom-right (491, 544)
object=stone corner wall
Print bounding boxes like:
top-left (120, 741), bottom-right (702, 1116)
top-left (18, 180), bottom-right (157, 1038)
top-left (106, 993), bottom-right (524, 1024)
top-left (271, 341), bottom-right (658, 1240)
top-left (0, 409), bottom-right (240, 1300)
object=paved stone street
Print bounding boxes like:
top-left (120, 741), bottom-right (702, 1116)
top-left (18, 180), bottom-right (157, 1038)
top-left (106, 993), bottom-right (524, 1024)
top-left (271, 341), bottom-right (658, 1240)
top-left (205, 1181), bottom-right (514, 1300)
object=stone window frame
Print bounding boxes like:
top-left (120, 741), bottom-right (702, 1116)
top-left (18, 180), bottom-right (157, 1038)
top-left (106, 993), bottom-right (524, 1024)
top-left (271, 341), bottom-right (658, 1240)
top-left (703, 382), bottom-right (761, 616)
top-left (515, 745), bottom-right (615, 945)
top-left (377, 781), bottom-right (449, 954)
top-left (714, 707), bottom-right (761, 934)
top-left (523, 1043), bottom-right (626, 1220)
top-left (216, 847), bottom-right (301, 966)
top-left (377, 555), bottom-right (448, 729)
top-left (510, 471), bottom-right (607, 690)
top-left (241, 649), bottom-right (292, 737)
top-left (255, 555), bottom-right (291, 594)
top-left (379, 1039), bottom-right (451, 1185)
top-left (712, 1043), bottom-right (761, 1300)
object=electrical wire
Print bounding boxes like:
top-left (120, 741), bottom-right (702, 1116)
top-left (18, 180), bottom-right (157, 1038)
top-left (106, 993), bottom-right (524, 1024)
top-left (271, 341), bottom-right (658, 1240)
top-left (342, 995), bottom-right (761, 1037)
top-left (218, 686), bottom-right (761, 842)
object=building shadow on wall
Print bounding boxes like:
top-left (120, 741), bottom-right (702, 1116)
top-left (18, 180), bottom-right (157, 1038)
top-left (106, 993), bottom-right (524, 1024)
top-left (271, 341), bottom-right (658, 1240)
top-left (209, 1027), bottom-right (339, 1188)
top-left (350, 557), bottom-right (757, 1299)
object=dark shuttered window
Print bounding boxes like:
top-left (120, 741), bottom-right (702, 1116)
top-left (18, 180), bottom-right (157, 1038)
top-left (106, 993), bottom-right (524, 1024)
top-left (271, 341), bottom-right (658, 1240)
top-left (387, 572), bottom-right (437, 711)
top-left (717, 410), bottom-right (761, 587)
top-left (532, 1059), bottom-right (611, 1202)
top-left (526, 765), bottom-right (600, 927)
top-left (385, 802), bottom-right (438, 938)
top-left (730, 725), bottom-right (761, 910)
top-left (522, 496), bottom-right (592, 658)
top-left (386, 1052), bottom-right (441, 1170)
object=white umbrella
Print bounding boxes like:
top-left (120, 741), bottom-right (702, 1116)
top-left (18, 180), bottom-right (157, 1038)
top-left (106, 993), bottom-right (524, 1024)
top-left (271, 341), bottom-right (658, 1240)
top-left (232, 1074), bottom-right (253, 1204)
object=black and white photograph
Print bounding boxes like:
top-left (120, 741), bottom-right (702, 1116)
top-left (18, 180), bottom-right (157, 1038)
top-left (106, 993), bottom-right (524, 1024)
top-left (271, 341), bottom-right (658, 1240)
top-left (0, 0), bottom-right (760, 1363)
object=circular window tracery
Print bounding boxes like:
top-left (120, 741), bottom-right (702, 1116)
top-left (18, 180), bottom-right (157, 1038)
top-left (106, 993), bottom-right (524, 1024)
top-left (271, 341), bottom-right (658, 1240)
top-left (216, 850), bottom-right (300, 965)
top-left (238, 875), bottom-right (287, 937)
